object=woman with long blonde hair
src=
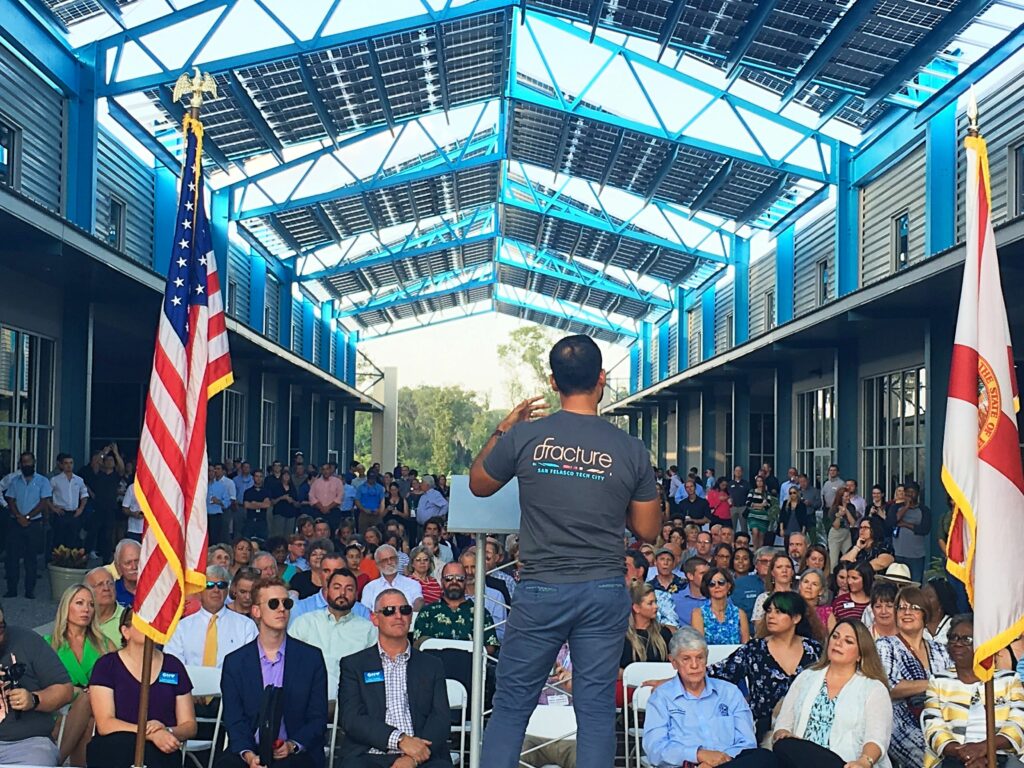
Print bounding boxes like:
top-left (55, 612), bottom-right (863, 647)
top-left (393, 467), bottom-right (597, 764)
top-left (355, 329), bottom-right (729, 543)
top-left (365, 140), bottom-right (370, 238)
top-left (47, 583), bottom-right (116, 765)
top-left (621, 582), bottom-right (671, 670)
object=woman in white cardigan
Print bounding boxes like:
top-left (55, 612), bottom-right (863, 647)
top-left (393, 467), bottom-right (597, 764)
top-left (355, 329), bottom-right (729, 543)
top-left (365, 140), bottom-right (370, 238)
top-left (772, 618), bottom-right (893, 768)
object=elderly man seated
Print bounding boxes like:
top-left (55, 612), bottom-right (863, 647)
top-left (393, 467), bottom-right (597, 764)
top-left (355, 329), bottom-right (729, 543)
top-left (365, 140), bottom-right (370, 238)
top-left (643, 627), bottom-right (776, 768)
top-left (112, 538), bottom-right (141, 608)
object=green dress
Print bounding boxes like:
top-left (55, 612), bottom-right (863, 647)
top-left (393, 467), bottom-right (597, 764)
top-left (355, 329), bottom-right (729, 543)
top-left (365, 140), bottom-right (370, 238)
top-left (44, 635), bottom-right (109, 688)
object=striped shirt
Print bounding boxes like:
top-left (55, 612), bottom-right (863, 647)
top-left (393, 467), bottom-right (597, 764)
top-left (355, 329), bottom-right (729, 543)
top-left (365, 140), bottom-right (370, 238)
top-left (922, 668), bottom-right (1024, 768)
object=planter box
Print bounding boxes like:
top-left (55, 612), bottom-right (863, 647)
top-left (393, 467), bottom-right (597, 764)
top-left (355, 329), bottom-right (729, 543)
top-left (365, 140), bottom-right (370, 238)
top-left (48, 565), bottom-right (89, 599)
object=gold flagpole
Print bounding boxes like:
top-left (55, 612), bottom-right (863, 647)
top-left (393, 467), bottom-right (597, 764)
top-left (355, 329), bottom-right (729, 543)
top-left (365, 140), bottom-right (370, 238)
top-left (132, 67), bottom-right (217, 768)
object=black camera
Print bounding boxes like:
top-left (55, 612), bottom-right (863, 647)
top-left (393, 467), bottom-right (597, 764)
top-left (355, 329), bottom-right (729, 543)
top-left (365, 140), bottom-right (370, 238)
top-left (0, 661), bottom-right (27, 719)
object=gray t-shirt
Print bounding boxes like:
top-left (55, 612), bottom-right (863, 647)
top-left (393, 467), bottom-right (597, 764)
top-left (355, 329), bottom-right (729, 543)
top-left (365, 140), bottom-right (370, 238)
top-left (483, 410), bottom-right (657, 583)
top-left (0, 625), bottom-right (71, 740)
top-left (893, 505), bottom-right (929, 559)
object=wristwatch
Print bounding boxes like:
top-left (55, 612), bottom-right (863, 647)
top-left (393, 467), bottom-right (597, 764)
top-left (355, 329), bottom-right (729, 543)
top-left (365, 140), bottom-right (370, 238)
top-left (30, 692), bottom-right (40, 710)
top-left (286, 740), bottom-right (299, 754)
top-left (491, 428), bottom-right (505, 439)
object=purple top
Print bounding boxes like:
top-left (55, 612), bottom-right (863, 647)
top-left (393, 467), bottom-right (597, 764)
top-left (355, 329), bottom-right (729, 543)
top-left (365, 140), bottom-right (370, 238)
top-left (90, 651), bottom-right (192, 727)
top-left (257, 638), bottom-right (287, 743)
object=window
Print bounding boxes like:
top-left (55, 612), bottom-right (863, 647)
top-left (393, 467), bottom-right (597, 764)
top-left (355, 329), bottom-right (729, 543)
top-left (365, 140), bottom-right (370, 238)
top-left (687, 309), bottom-right (701, 366)
top-left (764, 289), bottom-right (776, 331)
top-left (226, 281), bottom-right (238, 319)
top-left (862, 367), bottom-right (926, 495)
top-left (891, 211), bottom-right (910, 272)
top-left (815, 260), bottom-right (830, 307)
top-left (221, 388), bottom-right (245, 462)
top-left (107, 197), bottom-right (126, 251)
top-left (796, 386), bottom-right (835, 486)
top-left (1015, 145), bottom-right (1024, 217)
top-left (327, 400), bottom-right (338, 465)
top-left (749, 413), bottom-right (775, 478)
top-left (260, 399), bottom-right (277, 472)
top-left (0, 327), bottom-right (55, 475)
top-left (724, 312), bottom-right (734, 350)
top-left (329, 329), bottom-right (337, 375)
top-left (0, 118), bottom-right (19, 189)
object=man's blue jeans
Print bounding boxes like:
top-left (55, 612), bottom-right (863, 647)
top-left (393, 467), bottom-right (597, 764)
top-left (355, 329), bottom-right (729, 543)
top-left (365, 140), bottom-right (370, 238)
top-left (482, 576), bottom-right (629, 768)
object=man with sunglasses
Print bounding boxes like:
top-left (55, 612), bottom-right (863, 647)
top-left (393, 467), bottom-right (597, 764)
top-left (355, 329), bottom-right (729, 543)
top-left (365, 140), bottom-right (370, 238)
top-left (339, 589), bottom-right (453, 767)
top-left (166, 565), bottom-right (258, 668)
top-left (413, 562), bottom-right (499, 656)
top-left (219, 578), bottom-right (328, 768)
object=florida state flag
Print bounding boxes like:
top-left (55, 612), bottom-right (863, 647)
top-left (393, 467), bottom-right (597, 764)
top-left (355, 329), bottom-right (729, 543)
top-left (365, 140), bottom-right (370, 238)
top-left (942, 97), bottom-right (1024, 680)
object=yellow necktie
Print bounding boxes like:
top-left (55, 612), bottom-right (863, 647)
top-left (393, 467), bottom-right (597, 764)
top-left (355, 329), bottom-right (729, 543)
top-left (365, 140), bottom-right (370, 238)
top-left (202, 613), bottom-right (218, 667)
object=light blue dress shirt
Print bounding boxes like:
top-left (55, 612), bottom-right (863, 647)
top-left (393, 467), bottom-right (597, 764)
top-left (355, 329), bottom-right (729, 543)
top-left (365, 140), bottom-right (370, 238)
top-left (5, 472), bottom-right (53, 520)
top-left (643, 674), bottom-right (757, 768)
top-left (289, 590), bottom-right (370, 625)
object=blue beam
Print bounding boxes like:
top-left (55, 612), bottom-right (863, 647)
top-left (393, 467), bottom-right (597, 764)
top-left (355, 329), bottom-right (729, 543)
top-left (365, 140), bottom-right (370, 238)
top-left (249, 252), bottom-right (268, 332)
top-left (496, 239), bottom-right (672, 310)
top-left (346, 329), bottom-right (358, 386)
top-left (676, 286), bottom-right (688, 371)
top-left (690, 160), bottom-right (734, 213)
top-left (211, 189), bottom-right (230, 289)
top-left (733, 236), bottom-right (750, 344)
top-left (925, 101), bottom-right (956, 257)
top-left (645, 146), bottom-right (680, 203)
top-left (656, 0), bottom-right (686, 60)
top-left (657, 320), bottom-right (669, 380)
top-left (768, 184), bottom-right (829, 237)
top-left (301, 299), bottom-right (315, 360)
top-left (224, 71), bottom-right (285, 163)
top-left (0, 0), bottom-right (79, 95)
top-left (700, 284), bottom-right (716, 361)
top-left (629, 344), bottom-right (640, 393)
top-left (320, 303), bottom-right (334, 371)
top-left (496, 291), bottom-right (639, 339)
top-left (94, 0), bottom-right (125, 25)
top-left (65, 46), bottom-right (98, 232)
top-left (850, 107), bottom-right (922, 186)
top-left (235, 138), bottom-right (500, 219)
top-left (861, 0), bottom-right (989, 113)
top-left (725, 0), bottom-right (777, 77)
top-left (358, 305), bottom-right (493, 340)
top-left (340, 274), bottom-right (495, 319)
top-left (96, 0), bottom-right (514, 97)
top-left (154, 165), bottom-right (178, 275)
top-left (107, 98), bottom-right (181, 173)
top-left (587, 0), bottom-right (603, 42)
top-left (780, 0), bottom-right (881, 107)
top-left (835, 143), bottom-right (858, 297)
top-left (641, 322), bottom-right (653, 389)
top-left (775, 225), bottom-right (794, 324)
top-left (511, 86), bottom-right (833, 184)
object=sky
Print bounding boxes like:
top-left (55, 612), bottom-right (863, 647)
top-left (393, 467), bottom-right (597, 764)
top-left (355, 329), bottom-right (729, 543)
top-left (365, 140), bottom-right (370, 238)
top-left (361, 313), bottom-right (630, 410)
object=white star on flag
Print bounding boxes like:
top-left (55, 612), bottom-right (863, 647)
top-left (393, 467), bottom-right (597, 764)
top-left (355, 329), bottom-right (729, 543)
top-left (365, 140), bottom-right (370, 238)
top-left (174, 278), bottom-right (184, 288)
top-left (199, 256), bottom-right (207, 266)
top-left (177, 257), bottom-right (187, 267)
top-left (188, 181), bottom-right (196, 192)
top-left (182, 220), bottom-right (192, 230)
top-left (185, 201), bottom-right (194, 211)
top-left (179, 240), bottom-right (190, 250)
top-left (195, 285), bottom-right (204, 295)
top-left (171, 296), bottom-right (182, 306)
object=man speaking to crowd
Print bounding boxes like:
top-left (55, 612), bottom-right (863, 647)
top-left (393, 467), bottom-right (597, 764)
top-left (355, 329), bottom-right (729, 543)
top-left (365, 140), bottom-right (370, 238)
top-left (469, 334), bottom-right (661, 768)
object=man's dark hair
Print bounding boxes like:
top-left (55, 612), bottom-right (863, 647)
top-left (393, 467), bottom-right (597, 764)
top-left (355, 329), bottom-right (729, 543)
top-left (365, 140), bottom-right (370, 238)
top-left (625, 550), bottom-right (648, 571)
top-left (549, 334), bottom-right (602, 395)
top-left (326, 567), bottom-right (358, 589)
top-left (213, 462), bottom-right (224, 470)
top-left (56, 453), bottom-right (72, 464)
top-left (423, 516), bottom-right (445, 532)
top-left (683, 556), bottom-right (707, 576)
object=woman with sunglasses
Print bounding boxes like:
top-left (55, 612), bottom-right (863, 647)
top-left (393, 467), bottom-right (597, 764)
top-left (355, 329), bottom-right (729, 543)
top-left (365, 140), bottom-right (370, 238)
top-left (778, 485), bottom-right (810, 542)
top-left (841, 516), bottom-right (894, 573)
top-left (692, 567), bottom-right (749, 645)
top-left (709, 592), bottom-right (821, 742)
top-left (922, 614), bottom-right (1024, 767)
top-left (772, 619), bottom-right (892, 768)
top-left (876, 586), bottom-right (952, 768)
top-left (87, 608), bottom-right (197, 768)
top-left (406, 545), bottom-right (442, 605)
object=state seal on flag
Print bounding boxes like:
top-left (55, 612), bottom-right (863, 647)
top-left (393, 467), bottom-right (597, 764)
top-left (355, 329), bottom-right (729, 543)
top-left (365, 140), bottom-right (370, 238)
top-left (978, 356), bottom-right (1000, 449)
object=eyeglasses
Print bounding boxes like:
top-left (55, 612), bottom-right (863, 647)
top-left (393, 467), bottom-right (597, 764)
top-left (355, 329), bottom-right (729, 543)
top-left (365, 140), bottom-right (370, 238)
top-left (378, 605), bottom-right (413, 617)
top-left (897, 604), bottom-right (924, 614)
top-left (266, 597), bottom-right (294, 611)
top-left (377, 556), bottom-right (398, 565)
top-left (206, 581), bottom-right (229, 590)
top-left (948, 633), bottom-right (974, 646)
top-left (443, 575), bottom-right (466, 583)
top-left (708, 579), bottom-right (729, 587)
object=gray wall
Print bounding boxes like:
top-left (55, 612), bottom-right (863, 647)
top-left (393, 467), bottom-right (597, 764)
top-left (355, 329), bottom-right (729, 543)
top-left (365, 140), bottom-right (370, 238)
top-left (748, 250), bottom-right (776, 338)
top-left (687, 307), bottom-right (701, 367)
top-left (227, 244), bottom-right (250, 322)
top-left (860, 143), bottom-right (926, 287)
top-left (0, 45), bottom-right (63, 212)
top-left (265, 273), bottom-right (281, 339)
top-left (793, 210), bottom-right (835, 319)
top-left (714, 279), bottom-right (735, 353)
top-left (96, 128), bottom-right (155, 267)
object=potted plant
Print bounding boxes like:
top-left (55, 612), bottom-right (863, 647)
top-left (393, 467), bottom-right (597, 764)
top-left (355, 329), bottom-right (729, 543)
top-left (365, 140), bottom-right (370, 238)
top-left (49, 546), bottom-right (89, 597)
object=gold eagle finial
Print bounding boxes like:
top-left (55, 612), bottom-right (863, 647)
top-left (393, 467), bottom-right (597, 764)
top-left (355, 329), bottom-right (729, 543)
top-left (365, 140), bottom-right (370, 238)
top-left (172, 67), bottom-right (217, 111)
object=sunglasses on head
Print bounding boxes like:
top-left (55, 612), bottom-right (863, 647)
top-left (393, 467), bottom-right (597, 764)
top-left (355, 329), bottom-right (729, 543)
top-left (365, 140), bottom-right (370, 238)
top-left (378, 604), bottom-right (413, 617)
top-left (206, 580), bottom-right (229, 590)
top-left (266, 597), bottom-right (294, 611)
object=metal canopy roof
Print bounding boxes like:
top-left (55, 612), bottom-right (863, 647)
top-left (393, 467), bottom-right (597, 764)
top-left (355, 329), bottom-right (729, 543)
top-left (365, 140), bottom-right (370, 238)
top-left (50, 0), bottom-right (1024, 342)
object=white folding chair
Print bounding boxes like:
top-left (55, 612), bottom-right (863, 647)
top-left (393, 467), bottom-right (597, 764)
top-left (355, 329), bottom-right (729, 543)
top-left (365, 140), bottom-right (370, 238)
top-left (419, 638), bottom-right (474, 652)
top-left (54, 702), bottom-right (72, 766)
top-left (707, 644), bottom-right (741, 666)
top-left (446, 678), bottom-right (468, 766)
top-left (326, 697), bottom-right (341, 768)
top-left (621, 662), bottom-right (673, 768)
top-left (182, 665), bottom-right (223, 768)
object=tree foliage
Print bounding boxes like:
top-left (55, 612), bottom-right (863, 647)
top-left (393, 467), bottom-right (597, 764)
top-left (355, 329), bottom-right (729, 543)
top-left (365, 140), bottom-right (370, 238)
top-left (497, 325), bottom-right (560, 412)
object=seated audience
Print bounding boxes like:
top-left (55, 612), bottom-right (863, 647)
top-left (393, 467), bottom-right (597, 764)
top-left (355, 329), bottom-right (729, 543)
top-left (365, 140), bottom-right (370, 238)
top-left (339, 589), bottom-right (453, 767)
top-left (291, 553), bottom-right (371, 624)
top-left (484, 538), bottom-right (517, 600)
top-left (290, 567), bottom-right (378, 701)
top-left (674, 556), bottom-right (710, 627)
top-left (752, 553), bottom-right (796, 621)
top-left (625, 551), bottom-right (679, 630)
top-left (48, 584), bottom-right (116, 766)
top-left (691, 567), bottom-right (749, 644)
top-left (710, 592), bottom-right (822, 741)
top-left (772, 619), bottom-right (892, 768)
top-left (732, 547), bottom-right (768, 617)
top-left (288, 539), bottom-right (334, 600)
top-left (344, 543), bottom-right (372, 598)
top-left (406, 545), bottom-right (443, 606)
top-left (862, 581), bottom-right (899, 639)
top-left (414, 562), bottom-right (498, 655)
top-left (285, 534), bottom-right (310, 573)
top-left (648, 547), bottom-right (688, 619)
top-left (620, 583), bottom-right (673, 674)
top-left (643, 627), bottom-right (776, 768)
top-left (113, 538), bottom-right (141, 608)
top-left (230, 537), bottom-right (253, 577)
top-left (923, 577), bottom-right (959, 644)
top-left (252, 550), bottom-right (278, 581)
top-left (217, 577), bottom-right (328, 768)
top-left (828, 561), bottom-right (874, 629)
top-left (88, 608), bottom-right (196, 768)
top-left (922, 614), bottom-right (1024, 767)
top-left (876, 586), bottom-right (952, 768)
top-left (360, 545), bottom-right (424, 613)
top-left (786, 533), bottom-right (807, 572)
top-left (227, 567), bottom-right (259, 620)
top-left (209, 544), bottom-right (233, 569)
top-left (801, 545), bottom-right (830, 579)
top-left (798, 567), bottom-right (831, 626)
top-left (460, 549), bottom-right (508, 643)
top-left (712, 543), bottom-right (734, 571)
top-left (85, 566), bottom-right (125, 648)
top-left (164, 565), bottom-right (258, 667)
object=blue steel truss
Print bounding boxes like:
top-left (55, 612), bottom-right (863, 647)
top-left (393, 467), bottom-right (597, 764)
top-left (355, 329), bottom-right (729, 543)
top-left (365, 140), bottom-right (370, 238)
top-left (336, 265), bottom-right (496, 319)
top-left (494, 287), bottom-right (639, 340)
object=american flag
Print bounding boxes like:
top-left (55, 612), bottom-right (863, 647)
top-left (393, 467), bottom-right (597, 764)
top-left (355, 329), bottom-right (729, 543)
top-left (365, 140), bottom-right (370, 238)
top-left (134, 114), bottom-right (233, 643)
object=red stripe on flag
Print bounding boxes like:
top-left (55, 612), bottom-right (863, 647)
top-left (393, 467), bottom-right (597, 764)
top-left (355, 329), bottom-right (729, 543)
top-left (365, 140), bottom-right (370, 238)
top-left (979, 410), bottom-right (1024, 494)
top-left (948, 344), bottom-right (979, 405)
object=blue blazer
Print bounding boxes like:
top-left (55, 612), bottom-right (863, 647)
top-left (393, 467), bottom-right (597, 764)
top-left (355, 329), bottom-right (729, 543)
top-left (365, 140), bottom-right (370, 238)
top-left (220, 635), bottom-right (328, 768)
